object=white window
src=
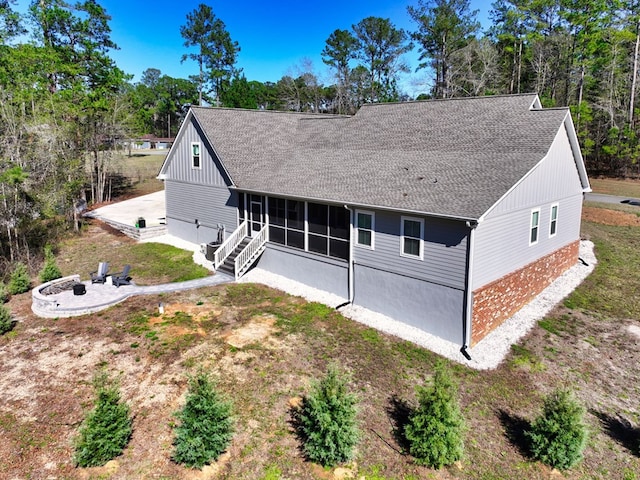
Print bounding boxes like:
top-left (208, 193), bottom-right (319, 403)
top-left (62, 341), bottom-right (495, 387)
top-left (530, 208), bottom-right (540, 245)
top-left (355, 210), bottom-right (375, 249)
top-left (549, 204), bottom-right (558, 237)
top-left (401, 216), bottom-right (424, 259)
top-left (191, 142), bottom-right (201, 169)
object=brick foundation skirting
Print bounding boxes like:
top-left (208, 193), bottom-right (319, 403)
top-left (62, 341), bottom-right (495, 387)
top-left (471, 241), bottom-right (579, 345)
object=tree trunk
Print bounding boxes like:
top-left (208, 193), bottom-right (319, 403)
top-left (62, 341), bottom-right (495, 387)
top-left (630, 22), bottom-right (640, 125)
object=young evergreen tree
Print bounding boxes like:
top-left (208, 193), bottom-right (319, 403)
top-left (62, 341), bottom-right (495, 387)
top-left (525, 389), bottom-right (588, 470)
top-left (39, 245), bottom-right (62, 283)
top-left (0, 281), bottom-right (8, 303)
top-left (404, 361), bottom-right (465, 468)
top-left (74, 371), bottom-right (133, 467)
top-left (8, 263), bottom-right (30, 295)
top-left (172, 372), bottom-right (234, 468)
top-left (0, 304), bottom-right (13, 335)
top-left (296, 365), bottom-right (359, 467)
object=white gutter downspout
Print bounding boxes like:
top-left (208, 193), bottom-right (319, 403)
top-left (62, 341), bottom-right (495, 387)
top-left (461, 220), bottom-right (478, 360)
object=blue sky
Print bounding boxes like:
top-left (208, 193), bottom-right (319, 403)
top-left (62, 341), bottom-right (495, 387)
top-left (14, 0), bottom-right (493, 96)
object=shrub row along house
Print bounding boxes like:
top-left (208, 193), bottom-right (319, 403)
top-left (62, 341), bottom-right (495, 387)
top-left (158, 94), bottom-right (590, 357)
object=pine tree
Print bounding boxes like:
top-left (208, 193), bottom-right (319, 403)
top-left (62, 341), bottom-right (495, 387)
top-left (0, 304), bottom-right (13, 335)
top-left (404, 361), bottom-right (465, 468)
top-left (39, 245), bottom-right (62, 283)
top-left (525, 389), bottom-right (588, 470)
top-left (8, 263), bottom-right (30, 295)
top-left (74, 372), bottom-right (133, 467)
top-left (297, 365), bottom-right (359, 467)
top-left (172, 372), bottom-right (234, 468)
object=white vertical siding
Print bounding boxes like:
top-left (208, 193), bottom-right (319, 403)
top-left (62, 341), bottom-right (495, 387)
top-left (472, 126), bottom-right (584, 289)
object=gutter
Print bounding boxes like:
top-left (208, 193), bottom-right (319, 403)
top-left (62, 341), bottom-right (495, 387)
top-left (461, 219), bottom-right (478, 361)
top-left (228, 186), bottom-right (479, 224)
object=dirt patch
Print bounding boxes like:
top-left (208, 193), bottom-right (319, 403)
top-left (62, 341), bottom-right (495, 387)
top-left (2, 221), bottom-right (640, 479)
top-left (583, 206), bottom-right (640, 226)
top-left (223, 313), bottom-right (278, 348)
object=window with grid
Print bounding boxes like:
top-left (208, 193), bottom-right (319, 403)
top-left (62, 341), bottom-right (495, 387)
top-left (191, 142), bottom-right (201, 169)
top-left (356, 210), bottom-right (374, 249)
top-left (549, 204), bottom-right (558, 237)
top-left (530, 209), bottom-right (540, 245)
top-left (401, 216), bottom-right (423, 259)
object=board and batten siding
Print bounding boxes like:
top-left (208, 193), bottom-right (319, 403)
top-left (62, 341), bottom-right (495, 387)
top-left (162, 117), bottom-right (231, 187)
top-left (472, 126), bottom-right (584, 289)
top-left (353, 210), bottom-right (469, 290)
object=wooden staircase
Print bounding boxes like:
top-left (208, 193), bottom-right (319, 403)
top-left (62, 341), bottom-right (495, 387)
top-left (216, 237), bottom-right (251, 277)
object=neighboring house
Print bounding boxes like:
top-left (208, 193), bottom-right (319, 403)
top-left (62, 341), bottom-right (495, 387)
top-left (158, 94), bottom-right (590, 354)
top-left (131, 134), bottom-right (175, 150)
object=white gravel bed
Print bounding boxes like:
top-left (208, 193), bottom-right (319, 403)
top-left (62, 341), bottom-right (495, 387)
top-left (240, 240), bottom-right (596, 370)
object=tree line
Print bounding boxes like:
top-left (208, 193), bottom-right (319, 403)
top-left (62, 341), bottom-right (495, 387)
top-left (0, 0), bottom-right (638, 267)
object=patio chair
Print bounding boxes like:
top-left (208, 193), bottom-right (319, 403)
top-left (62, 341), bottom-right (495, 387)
top-left (112, 264), bottom-right (132, 287)
top-left (90, 262), bottom-right (110, 284)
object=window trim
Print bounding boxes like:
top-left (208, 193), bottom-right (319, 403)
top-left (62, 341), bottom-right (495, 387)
top-left (400, 216), bottom-right (424, 260)
top-left (191, 141), bottom-right (201, 169)
top-left (530, 208), bottom-right (541, 245)
top-left (355, 209), bottom-right (375, 250)
top-left (549, 203), bottom-right (558, 238)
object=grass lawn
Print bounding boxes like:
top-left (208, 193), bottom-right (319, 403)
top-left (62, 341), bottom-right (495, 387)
top-left (0, 210), bottom-right (639, 479)
top-left (113, 151), bottom-right (166, 198)
top-left (589, 177), bottom-right (640, 198)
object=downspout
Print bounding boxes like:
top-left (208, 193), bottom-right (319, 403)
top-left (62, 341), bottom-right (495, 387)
top-left (461, 220), bottom-right (478, 361)
top-left (337, 205), bottom-right (354, 309)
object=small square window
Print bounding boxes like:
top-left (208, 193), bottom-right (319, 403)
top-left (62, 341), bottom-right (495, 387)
top-left (401, 216), bottom-right (424, 259)
top-left (191, 142), bottom-right (201, 169)
top-left (356, 210), bottom-right (375, 249)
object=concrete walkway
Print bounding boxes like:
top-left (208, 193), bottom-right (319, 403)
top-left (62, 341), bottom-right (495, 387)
top-left (32, 273), bottom-right (234, 318)
top-left (31, 190), bottom-right (236, 318)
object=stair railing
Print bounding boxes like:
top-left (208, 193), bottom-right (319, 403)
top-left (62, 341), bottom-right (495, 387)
top-left (234, 224), bottom-right (268, 279)
top-left (214, 220), bottom-right (248, 270)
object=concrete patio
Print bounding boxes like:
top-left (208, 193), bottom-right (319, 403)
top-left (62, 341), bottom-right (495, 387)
top-left (32, 191), bottom-right (232, 318)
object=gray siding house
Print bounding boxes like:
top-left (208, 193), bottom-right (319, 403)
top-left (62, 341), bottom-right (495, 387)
top-left (158, 94), bottom-right (590, 353)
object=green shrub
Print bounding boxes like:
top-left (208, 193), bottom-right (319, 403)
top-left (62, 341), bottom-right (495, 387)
top-left (74, 371), bottom-right (133, 467)
top-left (172, 372), bottom-right (234, 468)
top-left (39, 245), bottom-right (62, 283)
top-left (0, 282), bottom-right (8, 303)
top-left (8, 263), bottom-right (30, 295)
top-left (404, 361), bottom-right (465, 468)
top-left (525, 389), bottom-right (588, 470)
top-left (296, 365), bottom-right (359, 467)
top-left (0, 304), bottom-right (13, 335)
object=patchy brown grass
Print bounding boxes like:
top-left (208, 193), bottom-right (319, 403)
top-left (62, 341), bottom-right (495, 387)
top-left (0, 210), bottom-right (639, 479)
top-left (590, 177), bottom-right (640, 198)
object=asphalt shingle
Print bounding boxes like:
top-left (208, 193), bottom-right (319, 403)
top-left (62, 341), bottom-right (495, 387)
top-left (190, 94), bottom-right (569, 220)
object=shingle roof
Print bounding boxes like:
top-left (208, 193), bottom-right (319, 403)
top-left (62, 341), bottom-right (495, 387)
top-left (189, 94), bottom-right (571, 220)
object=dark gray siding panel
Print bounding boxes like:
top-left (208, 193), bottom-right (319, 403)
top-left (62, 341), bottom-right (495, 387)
top-left (165, 180), bottom-right (238, 244)
top-left (258, 244), bottom-right (348, 299)
top-left (354, 264), bottom-right (464, 344)
top-left (472, 128), bottom-right (584, 289)
top-left (164, 118), bottom-right (231, 186)
top-left (353, 210), bottom-right (468, 290)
